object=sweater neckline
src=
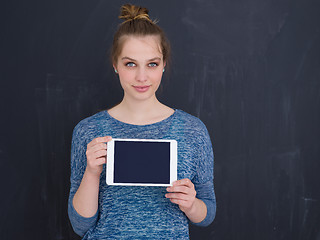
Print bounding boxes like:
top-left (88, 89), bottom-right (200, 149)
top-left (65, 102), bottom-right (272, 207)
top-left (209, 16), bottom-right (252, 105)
top-left (103, 109), bottom-right (178, 127)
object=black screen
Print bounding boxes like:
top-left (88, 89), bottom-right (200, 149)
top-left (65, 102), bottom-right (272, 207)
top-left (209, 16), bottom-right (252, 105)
top-left (114, 141), bottom-right (170, 184)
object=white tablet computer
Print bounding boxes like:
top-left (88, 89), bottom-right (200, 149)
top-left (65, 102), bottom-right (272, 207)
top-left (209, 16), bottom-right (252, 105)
top-left (106, 138), bottom-right (177, 186)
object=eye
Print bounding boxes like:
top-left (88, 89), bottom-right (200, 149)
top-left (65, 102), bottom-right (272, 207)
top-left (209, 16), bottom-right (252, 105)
top-left (125, 62), bottom-right (136, 67)
top-left (148, 62), bottom-right (158, 67)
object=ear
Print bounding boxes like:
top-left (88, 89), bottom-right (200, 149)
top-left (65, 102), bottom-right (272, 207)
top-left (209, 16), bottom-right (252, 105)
top-left (112, 64), bottom-right (119, 74)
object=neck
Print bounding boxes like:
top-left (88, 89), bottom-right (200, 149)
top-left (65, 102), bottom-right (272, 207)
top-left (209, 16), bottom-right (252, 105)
top-left (108, 94), bottom-right (173, 125)
top-left (120, 95), bottom-right (161, 116)
top-left (117, 94), bottom-right (167, 123)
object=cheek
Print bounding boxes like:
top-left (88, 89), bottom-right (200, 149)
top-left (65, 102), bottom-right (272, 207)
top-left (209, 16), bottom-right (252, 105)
top-left (118, 71), bottom-right (133, 84)
top-left (151, 69), bottom-right (163, 81)
top-left (156, 72), bottom-right (164, 84)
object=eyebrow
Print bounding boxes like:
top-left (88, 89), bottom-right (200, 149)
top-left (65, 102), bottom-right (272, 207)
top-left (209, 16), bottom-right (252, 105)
top-left (121, 57), bottom-right (162, 62)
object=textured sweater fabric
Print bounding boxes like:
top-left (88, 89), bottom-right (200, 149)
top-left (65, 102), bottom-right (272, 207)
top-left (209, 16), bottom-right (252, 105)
top-left (68, 109), bottom-right (216, 239)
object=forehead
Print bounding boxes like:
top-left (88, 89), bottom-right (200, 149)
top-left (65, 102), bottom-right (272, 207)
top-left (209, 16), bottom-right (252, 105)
top-left (119, 35), bottom-right (162, 60)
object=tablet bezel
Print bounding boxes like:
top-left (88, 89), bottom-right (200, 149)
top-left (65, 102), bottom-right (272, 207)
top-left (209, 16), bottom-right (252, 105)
top-left (106, 138), bottom-right (177, 186)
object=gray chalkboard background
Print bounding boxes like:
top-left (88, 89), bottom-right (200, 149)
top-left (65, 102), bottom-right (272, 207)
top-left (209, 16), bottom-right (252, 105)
top-left (1, 0), bottom-right (320, 239)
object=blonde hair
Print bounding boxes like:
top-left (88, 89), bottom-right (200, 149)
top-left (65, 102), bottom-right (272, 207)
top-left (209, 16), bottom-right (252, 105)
top-left (111, 4), bottom-right (170, 66)
top-left (119, 4), bottom-right (156, 25)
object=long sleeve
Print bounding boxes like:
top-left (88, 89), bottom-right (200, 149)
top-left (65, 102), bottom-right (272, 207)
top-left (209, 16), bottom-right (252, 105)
top-left (68, 123), bottom-right (98, 237)
top-left (191, 122), bottom-right (216, 227)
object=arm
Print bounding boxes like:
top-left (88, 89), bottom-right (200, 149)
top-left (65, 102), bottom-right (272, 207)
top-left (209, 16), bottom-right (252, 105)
top-left (190, 123), bottom-right (216, 226)
top-left (166, 122), bottom-right (216, 226)
top-left (73, 136), bottom-right (111, 217)
top-left (165, 178), bottom-right (216, 226)
top-left (192, 179), bottom-right (216, 226)
top-left (166, 178), bottom-right (208, 223)
top-left (68, 124), bottom-right (111, 236)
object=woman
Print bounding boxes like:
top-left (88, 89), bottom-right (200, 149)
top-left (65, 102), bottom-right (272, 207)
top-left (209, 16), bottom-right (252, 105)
top-left (68, 4), bottom-right (216, 239)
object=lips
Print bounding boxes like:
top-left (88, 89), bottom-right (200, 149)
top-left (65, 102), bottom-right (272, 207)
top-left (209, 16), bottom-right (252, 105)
top-left (133, 85), bottom-right (150, 92)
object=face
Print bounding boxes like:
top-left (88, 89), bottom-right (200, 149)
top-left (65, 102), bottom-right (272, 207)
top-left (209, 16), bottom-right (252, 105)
top-left (114, 35), bottom-right (165, 102)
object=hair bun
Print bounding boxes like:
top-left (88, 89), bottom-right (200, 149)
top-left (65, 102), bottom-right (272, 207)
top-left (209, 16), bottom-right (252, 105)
top-left (119, 4), bottom-right (154, 24)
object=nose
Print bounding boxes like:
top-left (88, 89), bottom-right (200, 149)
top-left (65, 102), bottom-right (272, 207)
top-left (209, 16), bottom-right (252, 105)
top-left (136, 66), bottom-right (147, 82)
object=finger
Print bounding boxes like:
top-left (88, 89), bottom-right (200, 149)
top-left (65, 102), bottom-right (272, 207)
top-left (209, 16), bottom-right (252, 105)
top-left (87, 136), bottom-right (112, 148)
top-left (95, 157), bottom-right (106, 165)
top-left (173, 178), bottom-right (194, 187)
top-left (87, 151), bottom-right (107, 163)
top-left (88, 157), bottom-right (106, 167)
top-left (166, 186), bottom-right (190, 193)
top-left (169, 198), bottom-right (188, 206)
top-left (170, 198), bottom-right (194, 211)
top-left (165, 193), bottom-right (190, 201)
top-left (92, 149), bottom-right (107, 159)
top-left (168, 179), bottom-right (195, 193)
top-left (86, 144), bottom-right (107, 158)
top-left (87, 143), bottom-right (107, 153)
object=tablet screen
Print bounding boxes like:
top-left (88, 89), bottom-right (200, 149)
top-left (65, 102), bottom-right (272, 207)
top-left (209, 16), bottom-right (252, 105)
top-left (114, 141), bottom-right (170, 184)
top-left (106, 139), bottom-right (177, 186)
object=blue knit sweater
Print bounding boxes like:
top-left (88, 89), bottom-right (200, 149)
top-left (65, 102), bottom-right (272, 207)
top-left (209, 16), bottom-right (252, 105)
top-left (68, 109), bottom-right (216, 239)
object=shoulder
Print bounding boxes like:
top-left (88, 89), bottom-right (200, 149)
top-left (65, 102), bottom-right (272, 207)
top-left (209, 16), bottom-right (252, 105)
top-left (173, 109), bottom-right (208, 133)
top-left (172, 109), bottom-right (213, 146)
top-left (72, 110), bottom-right (108, 137)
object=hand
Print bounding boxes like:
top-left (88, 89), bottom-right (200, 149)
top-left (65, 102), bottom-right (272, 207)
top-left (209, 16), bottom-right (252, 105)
top-left (165, 178), bottom-right (197, 214)
top-left (86, 136), bottom-right (112, 176)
